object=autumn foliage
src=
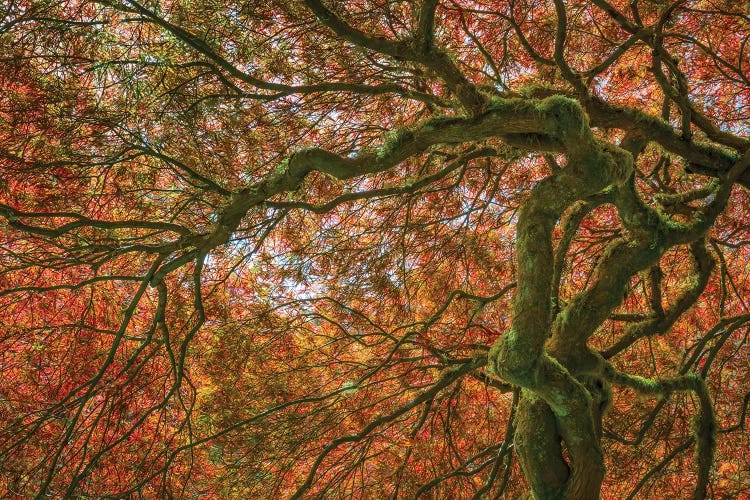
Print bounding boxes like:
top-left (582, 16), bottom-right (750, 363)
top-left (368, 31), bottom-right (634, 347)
top-left (0, 0), bottom-right (749, 498)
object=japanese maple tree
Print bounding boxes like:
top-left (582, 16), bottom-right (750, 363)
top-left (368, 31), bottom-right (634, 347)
top-left (1, 0), bottom-right (749, 498)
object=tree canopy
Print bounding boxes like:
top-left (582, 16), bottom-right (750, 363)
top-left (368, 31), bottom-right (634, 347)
top-left (1, 0), bottom-right (749, 498)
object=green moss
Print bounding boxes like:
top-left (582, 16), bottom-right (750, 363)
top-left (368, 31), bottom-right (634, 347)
top-left (597, 142), bottom-right (634, 184)
top-left (485, 96), bottom-right (537, 115)
top-left (657, 211), bottom-right (689, 232)
top-left (555, 306), bottom-right (570, 330)
top-left (274, 157), bottom-right (290, 174)
top-left (421, 114), bottom-right (463, 131)
top-left (536, 95), bottom-right (589, 143)
top-left (623, 373), bottom-right (663, 394)
top-left (517, 82), bottom-right (558, 98)
top-left (377, 127), bottom-right (415, 159)
top-left (488, 331), bottom-right (540, 387)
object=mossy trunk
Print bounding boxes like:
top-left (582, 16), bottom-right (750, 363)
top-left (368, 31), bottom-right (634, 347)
top-left (514, 379), bottom-right (610, 500)
top-left (486, 95), bottom-right (727, 498)
top-left (488, 98), bottom-right (634, 499)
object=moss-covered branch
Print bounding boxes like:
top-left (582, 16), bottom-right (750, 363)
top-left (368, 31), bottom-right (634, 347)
top-left (159, 95), bottom-right (628, 284)
top-left (603, 364), bottom-right (716, 500)
top-left (603, 239), bottom-right (715, 358)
